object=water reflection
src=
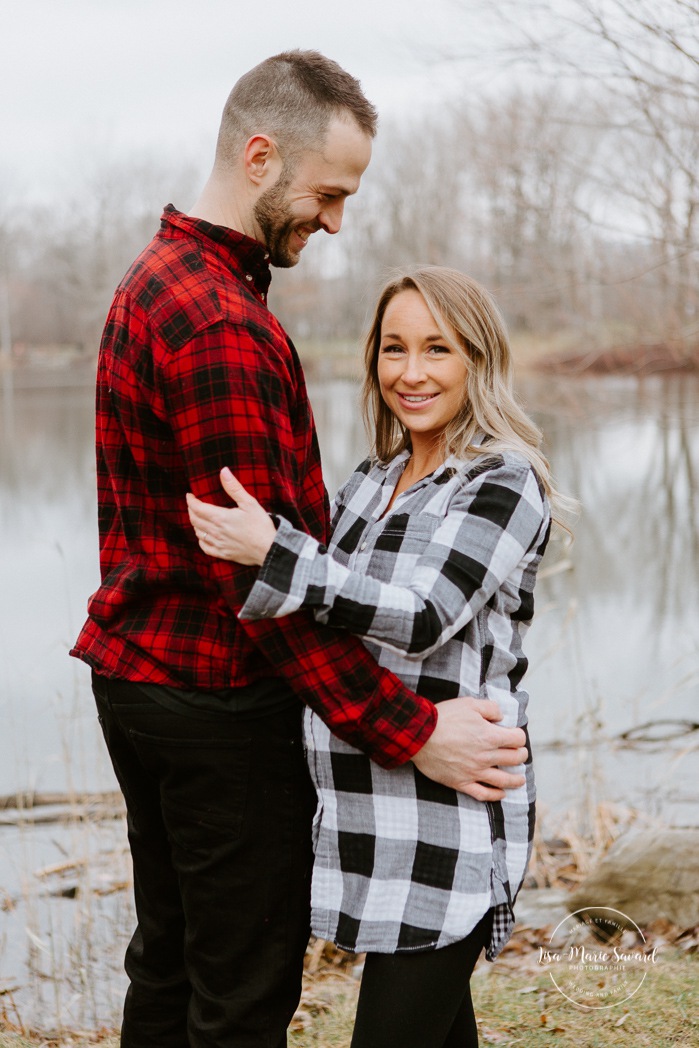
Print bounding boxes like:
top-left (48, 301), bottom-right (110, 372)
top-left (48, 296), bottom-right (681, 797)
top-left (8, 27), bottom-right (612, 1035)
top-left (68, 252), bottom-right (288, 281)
top-left (1, 371), bottom-right (697, 825)
top-left (0, 375), bottom-right (106, 797)
top-left (529, 376), bottom-right (699, 625)
top-left (521, 376), bottom-right (699, 824)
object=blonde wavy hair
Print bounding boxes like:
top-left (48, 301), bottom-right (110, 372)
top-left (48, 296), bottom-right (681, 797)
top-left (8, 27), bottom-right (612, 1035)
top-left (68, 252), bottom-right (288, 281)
top-left (362, 266), bottom-right (574, 527)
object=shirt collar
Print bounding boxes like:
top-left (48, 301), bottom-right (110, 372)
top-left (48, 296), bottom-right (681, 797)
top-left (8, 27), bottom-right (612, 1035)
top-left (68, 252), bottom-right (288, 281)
top-left (381, 449), bottom-right (454, 494)
top-left (159, 204), bottom-right (272, 301)
top-left (380, 432), bottom-right (492, 486)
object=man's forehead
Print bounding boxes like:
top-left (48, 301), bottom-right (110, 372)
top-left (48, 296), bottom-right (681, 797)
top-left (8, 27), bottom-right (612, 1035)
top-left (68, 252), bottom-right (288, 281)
top-left (320, 113), bottom-right (372, 150)
top-left (299, 121), bottom-right (372, 190)
top-left (316, 171), bottom-right (364, 196)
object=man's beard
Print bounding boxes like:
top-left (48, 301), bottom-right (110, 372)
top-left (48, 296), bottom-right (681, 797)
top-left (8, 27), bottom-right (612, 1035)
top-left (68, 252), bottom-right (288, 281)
top-left (253, 171), bottom-right (303, 269)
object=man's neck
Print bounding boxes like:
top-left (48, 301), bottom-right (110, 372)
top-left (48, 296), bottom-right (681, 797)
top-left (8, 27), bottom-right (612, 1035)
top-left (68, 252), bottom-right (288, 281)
top-left (188, 176), bottom-right (254, 239)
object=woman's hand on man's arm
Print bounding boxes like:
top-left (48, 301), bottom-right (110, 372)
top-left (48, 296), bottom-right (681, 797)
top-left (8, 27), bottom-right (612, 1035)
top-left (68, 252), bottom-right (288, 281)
top-left (186, 467), bottom-right (277, 567)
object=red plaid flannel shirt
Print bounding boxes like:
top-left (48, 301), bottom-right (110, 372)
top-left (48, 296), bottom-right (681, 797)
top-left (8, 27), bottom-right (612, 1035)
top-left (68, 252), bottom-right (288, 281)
top-left (71, 206), bottom-right (436, 768)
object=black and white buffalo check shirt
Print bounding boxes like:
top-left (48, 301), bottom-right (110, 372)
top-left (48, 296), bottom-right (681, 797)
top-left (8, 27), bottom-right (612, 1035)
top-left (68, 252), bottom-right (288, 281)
top-left (241, 442), bottom-right (551, 958)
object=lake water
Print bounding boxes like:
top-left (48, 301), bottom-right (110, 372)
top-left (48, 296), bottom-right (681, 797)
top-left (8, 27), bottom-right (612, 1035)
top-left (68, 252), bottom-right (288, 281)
top-left (1, 368), bottom-right (698, 829)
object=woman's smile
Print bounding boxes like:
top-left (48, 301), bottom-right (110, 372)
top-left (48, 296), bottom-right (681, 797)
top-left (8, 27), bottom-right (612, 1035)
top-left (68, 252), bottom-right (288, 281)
top-left (396, 392), bottom-right (440, 406)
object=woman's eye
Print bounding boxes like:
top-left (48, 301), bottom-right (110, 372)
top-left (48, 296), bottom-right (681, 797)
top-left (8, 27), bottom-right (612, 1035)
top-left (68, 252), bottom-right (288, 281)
top-left (380, 344), bottom-right (405, 354)
top-left (428, 344), bottom-right (451, 355)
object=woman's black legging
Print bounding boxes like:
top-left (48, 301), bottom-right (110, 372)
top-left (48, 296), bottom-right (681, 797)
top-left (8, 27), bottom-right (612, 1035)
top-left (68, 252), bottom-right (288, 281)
top-left (350, 910), bottom-right (493, 1048)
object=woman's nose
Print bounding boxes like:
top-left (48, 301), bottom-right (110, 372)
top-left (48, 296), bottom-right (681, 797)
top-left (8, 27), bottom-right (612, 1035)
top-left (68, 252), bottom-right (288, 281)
top-left (402, 354), bottom-right (427, 383)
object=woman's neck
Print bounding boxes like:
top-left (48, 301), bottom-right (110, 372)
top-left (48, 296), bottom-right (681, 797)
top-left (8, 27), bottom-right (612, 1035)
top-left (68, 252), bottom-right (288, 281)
top-left (380, 441), bottom-right (445, 519)
top-left (403, 439), bottom-right (445, 483)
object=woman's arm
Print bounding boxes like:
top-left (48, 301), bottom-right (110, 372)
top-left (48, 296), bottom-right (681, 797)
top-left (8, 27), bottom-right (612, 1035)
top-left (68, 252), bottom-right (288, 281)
top-left (188, 458), bottom-right (550, 660)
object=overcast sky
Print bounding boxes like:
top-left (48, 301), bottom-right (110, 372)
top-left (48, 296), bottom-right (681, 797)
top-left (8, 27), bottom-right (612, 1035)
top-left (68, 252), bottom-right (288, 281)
top-left (1, 0), bottom-right (501, 203)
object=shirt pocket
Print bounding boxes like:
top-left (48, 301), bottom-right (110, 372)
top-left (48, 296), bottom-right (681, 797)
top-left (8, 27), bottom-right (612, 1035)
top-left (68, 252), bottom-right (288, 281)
top-left (367, 512), bottom-right (444, 586)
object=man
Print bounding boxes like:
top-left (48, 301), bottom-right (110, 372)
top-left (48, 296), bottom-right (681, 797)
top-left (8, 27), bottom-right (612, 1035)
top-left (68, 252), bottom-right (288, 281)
top-left (71, 50), bottom-right (529, 1048)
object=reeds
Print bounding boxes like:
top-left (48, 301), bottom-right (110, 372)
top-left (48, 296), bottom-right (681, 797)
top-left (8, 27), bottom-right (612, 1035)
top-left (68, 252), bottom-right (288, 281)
top-left (0, 801), bottom-right (131, 1040)
top-left (526, 801), bottom-right (654, 890)
top-left (0, 796), bottom-right (690, 1043)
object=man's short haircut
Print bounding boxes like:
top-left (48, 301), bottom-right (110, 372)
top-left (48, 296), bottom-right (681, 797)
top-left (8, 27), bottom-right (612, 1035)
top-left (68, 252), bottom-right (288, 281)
top-left (215, 49), bottom-right (378, 170)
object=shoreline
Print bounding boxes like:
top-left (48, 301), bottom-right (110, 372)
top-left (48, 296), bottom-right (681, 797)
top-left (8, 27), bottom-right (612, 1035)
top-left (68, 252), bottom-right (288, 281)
top-left (2, 800), bottom-right (697, 1042)
top-left (2, 339), bottom-right (698, 391)
top-left (1, 938), bottom-right (695, 1047)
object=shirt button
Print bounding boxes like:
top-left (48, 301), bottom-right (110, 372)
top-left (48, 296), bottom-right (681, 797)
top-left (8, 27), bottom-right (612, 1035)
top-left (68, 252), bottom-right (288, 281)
top-left (360, 542), bottom-right (367, 551)
top-left (245, 273), bottom-right (253, 281)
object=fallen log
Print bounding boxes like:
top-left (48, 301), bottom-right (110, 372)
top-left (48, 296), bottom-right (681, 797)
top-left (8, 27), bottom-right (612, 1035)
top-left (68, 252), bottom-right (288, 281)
top-left (0, 790), bottom-right (123, 811)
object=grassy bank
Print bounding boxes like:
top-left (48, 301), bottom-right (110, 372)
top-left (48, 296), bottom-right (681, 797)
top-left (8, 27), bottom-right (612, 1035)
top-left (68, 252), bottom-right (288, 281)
top-left (295, 331), bottom-right (699, 380)
top-left (2, 804), bottom-right (695, 1044)
top-left (470, 949), bottom-right (697, 1046)
top-left (1, 948), bottom-right (695, 1046)
top-left (287, 949), bottom-right (698, 1047)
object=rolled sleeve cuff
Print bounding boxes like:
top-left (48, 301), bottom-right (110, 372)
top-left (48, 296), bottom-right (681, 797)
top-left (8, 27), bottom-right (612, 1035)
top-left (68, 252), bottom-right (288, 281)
top-left (239, 515), bottom-right (318, 620)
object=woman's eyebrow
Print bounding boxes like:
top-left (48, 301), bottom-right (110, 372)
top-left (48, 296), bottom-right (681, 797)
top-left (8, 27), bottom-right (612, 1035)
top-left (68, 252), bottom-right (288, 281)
top-left (380, 331), bottom-right (444, 341)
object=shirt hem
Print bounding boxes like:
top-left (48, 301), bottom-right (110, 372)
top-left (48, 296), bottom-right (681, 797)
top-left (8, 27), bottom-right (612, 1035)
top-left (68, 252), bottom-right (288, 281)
top-left (312, 912), bottom-right (503, 956)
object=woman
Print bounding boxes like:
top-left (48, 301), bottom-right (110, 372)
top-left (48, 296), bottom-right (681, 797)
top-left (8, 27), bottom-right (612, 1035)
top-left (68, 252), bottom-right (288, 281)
top-left (187, 267), bottom-right (568, 1047)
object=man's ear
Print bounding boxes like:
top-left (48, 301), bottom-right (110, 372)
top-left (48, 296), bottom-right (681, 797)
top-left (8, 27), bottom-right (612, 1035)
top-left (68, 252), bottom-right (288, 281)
top-left (243, 135), bottom-right (282, 187)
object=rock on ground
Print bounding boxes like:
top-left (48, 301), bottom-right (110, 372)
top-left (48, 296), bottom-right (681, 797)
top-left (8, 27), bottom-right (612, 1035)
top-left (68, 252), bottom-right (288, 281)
top-left (567, 827), bottom-right (699, 929)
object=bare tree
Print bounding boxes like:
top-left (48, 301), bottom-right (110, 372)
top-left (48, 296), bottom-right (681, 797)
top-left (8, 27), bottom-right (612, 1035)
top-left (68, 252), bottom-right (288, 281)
top-left (450, 0), bottom-right (699, 352)
top-left (0, 174), bottom-right (22, 365)
top-left (454, 88), bottom-right (602, 332)
top-left (10, 155), bottom-right (201, 354)
top-left (461, 0), bottom-right (699, 104)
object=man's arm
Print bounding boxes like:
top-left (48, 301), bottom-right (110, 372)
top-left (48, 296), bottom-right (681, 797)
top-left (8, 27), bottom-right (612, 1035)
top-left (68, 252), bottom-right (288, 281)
top-left (160, 320), bottom-right (527, 794)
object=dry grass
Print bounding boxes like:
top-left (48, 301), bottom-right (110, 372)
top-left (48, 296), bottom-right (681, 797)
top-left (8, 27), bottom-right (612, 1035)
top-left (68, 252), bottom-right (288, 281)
top-left (1, 802), bottom-right (696, 1046)
top-left (3, 949), bottom-right (695, 1047)
top-left (526, 801), bottom-right (652, 890)
top-left (296, 329), bottom-right (699, 387)
top-left (472, 948), bottom-right (697, 1046)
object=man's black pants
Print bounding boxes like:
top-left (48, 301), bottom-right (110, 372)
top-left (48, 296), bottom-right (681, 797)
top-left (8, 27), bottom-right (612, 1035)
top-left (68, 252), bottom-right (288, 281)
top-left (92, 673), bottom-right (316, 1048)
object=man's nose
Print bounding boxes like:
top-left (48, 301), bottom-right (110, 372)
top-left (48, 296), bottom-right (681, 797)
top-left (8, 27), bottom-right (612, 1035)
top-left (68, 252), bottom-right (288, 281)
top-left (318, 198), bottom-right (345, 235)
